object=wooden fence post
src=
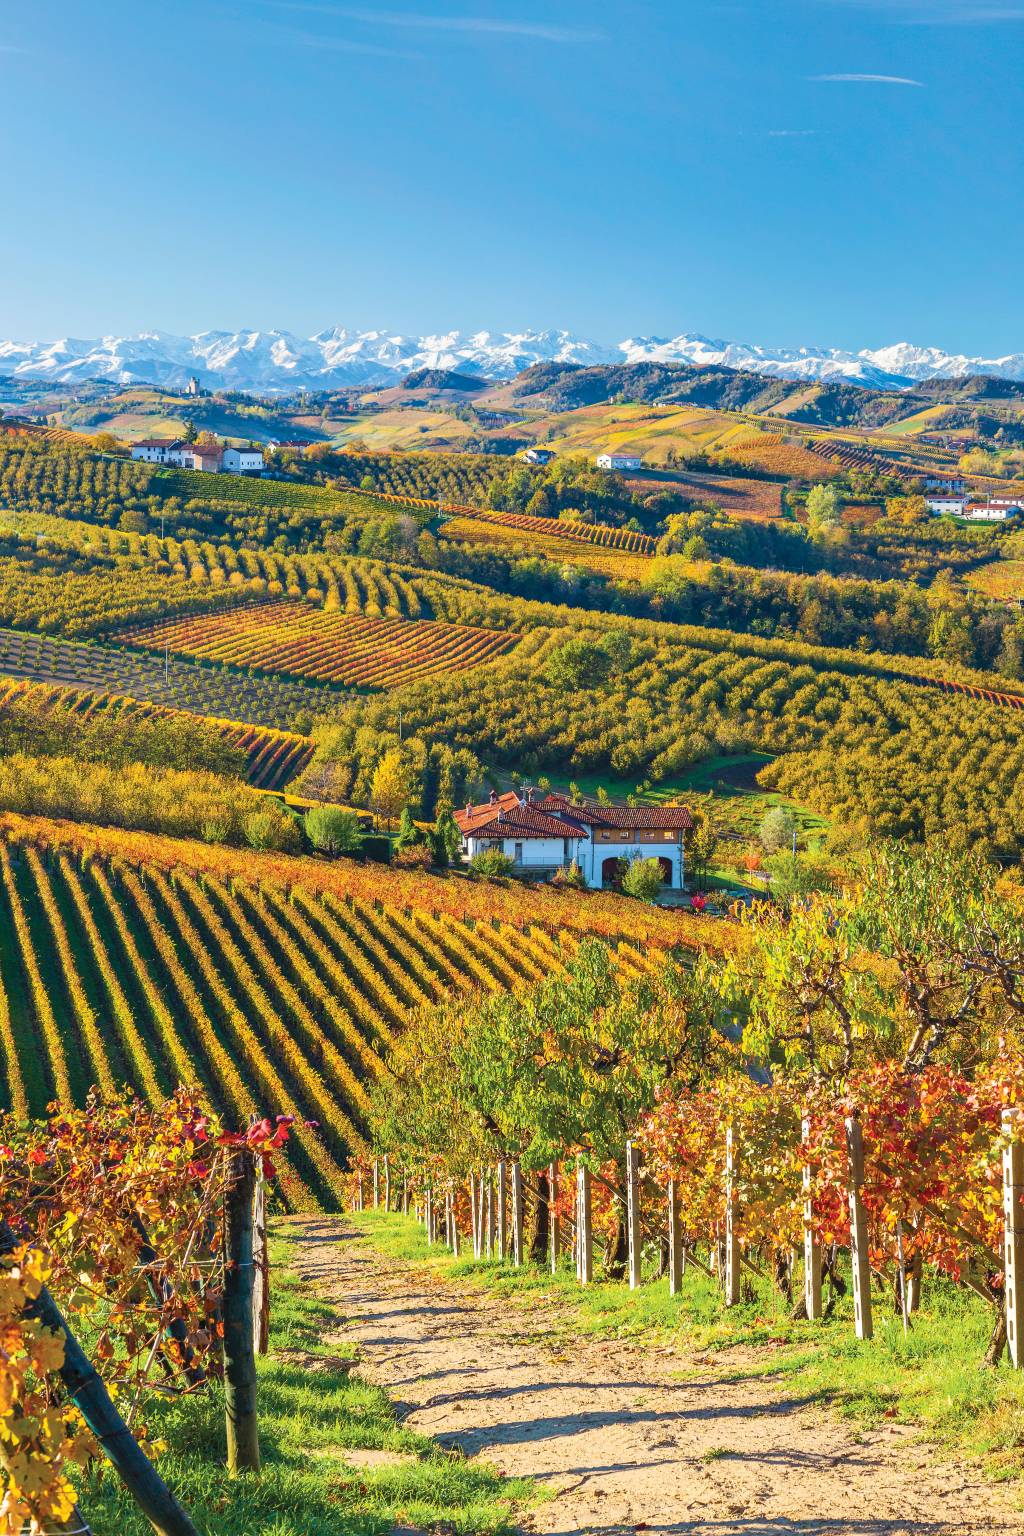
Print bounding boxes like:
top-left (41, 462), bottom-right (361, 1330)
top-left (576, 1159), bottom-right (593, 1285)
top-left (497, 1158), bottom-right (508, 1261)
top-left (357, 1171), bottom-right (364, 1211)
top-left (450, 1186), bottom-right (461, 1257)
top-left (251, 1176), bottom-right (270, 1357)
top-left (667, 1179), bottom-right (683, 1297)
top-left (626, 1139), bottom-right (641, 1291)
top-left (802, 1115), bottom-right (822, 1321)
top-left (549, 1161), bottom-right (561, 1273)
top-left (223, 1148), bottom-right (260, 1475)
top-left (845, 1115), bottom-right (873, 1341)
top-left (372, 1158), bottom-right (380, 1209)
top-left (511, 1160), bottom-right (524, 1266)
top-left (425, 1187), bottom-right (433, 1247)
top-left (1004, 1108), bottom-right (1024, 1369)
top-left (724, 1125), bottom-right (740, 1306)
top-left (383, 1155), bottom-right (391, 1212)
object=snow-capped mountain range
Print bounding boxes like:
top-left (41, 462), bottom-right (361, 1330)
top-left (2, 327), bottom-right (1023, 394)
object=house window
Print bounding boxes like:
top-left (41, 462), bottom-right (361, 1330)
top-left (514, 842), bottom-right (524, 863)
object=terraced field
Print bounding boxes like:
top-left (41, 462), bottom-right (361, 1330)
top-left (121, 601), bottom-right (521, 690)
top-left (0, 818), bottom-right (688, 1209)
top-left (0, 677), bottom-right (314, 791)
top-left (0, 626), bottom-right (328, 731)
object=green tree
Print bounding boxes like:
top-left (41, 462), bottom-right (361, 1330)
top-left (806, 483), bottom-right (840, 533)
top-left (304, 805), bottom-right (364, 856)
top-left (394, 806), bottom-right (424, 851)
top-left (430, 807), bottom-right (463, 868)
top-left (759, 805), bottom-right (796, 855)
top-left (620, 855), bottom-right (664, 902)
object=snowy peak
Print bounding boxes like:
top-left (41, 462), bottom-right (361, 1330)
top-left (0, 326), bottom-right (1021, 393)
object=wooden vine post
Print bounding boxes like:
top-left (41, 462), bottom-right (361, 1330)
top-left (549, 1161), bottom-right (561, 1274)
top-left (724, 1125), bottom-right (740, 1306)
top-left (667, 1179), bottom-right (683, 1296)
top-left (511, 1160), bottom-right (524, 1266)
top-left (425, 1187), bottom-right (433, 1246)
top-left (469, 1173), bottom-right (480, 1259)
top-left (223, 1147), bottom-right (261, 1475)
top-left (626, 1139), bottom-right (641, 1291)
top-left (372, 1158), bottom-right (380, 1209)
top-left (802, 1115), bottom-right (822, 1321)
top-left (485, 1168), bottom-right (495, 1258)
top-left (383, 1155), bottom-right (391, 1211)
top-left (1003, 1108), bottom-right (1024, 1368)
top-left (251, 1175), bottom-right (270, 1356)
top-left (576, 1159), bottom-right (593, 1285)
top-left (497, 1158), bottom-right (508, 1261)
top-left (845, 1114), bottom-right (873, 1341)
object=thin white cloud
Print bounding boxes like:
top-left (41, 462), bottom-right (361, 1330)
top-left (812, 71), bottom-right (925, 83)
top-left (257, 2), bottom-right (603, 42)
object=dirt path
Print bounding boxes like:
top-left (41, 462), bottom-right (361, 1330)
top-left (289, 1216), bottom-right (1018, 1535)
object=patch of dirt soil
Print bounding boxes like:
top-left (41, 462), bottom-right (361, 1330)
top-left (288, 1216), bottom-right (1018, 1535)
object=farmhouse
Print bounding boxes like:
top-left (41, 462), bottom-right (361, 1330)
top-left (926, 494), bottom-right (969, 517)
top-left (454, 789), bottom-right (693, 890)
top-left (596, 451), bottom-right (643, 471)
top-left (521, 447), bottom-right (555, 465)
top-left (925, 474), bottom-right (967, 494)
top-left (129, 439), bottom-right (264, 475)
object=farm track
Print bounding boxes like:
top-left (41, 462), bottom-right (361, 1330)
top-left (292, 1217), bottom-right (1020, 1536)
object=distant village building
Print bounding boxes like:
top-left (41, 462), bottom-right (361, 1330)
top-left (129, 438), bottom-right (263, 475)
top-left (184, 375), bottom-right (202, 397)
top-left (596, 451), bottom-right (643, 471)
top-left (521, 447), bottom-right (555, 466)
top-left (925, 474), bottom-right (967, 494)
top-left (926, 494), bottom-right (969, 517)
top-left (454, 789), bottom-right (693, 891)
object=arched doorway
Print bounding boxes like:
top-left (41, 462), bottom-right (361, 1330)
top-left (601, 856), bottom-right (622, 887)
top-left (657, 856), bottom-right (673, 887)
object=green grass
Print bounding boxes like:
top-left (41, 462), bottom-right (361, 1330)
top-left (75, 1230), bottom-right (538, 1535)
top-left (356, 1210), bottom-right (1024, 1487)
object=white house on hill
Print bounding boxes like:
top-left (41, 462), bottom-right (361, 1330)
top-left (522, 447), bottom-right (555, 465)
top-left (454, 789), bottom-right (693, 889)
top-left (926, 494), bottom-right (969, 517)
top-left (129, 439), bottom-right (263, 475)
top-left (596, 451), bottom-right (643, 472)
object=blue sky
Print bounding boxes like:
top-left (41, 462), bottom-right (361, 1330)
top-left (2, 0), bottom-right (1021, 354)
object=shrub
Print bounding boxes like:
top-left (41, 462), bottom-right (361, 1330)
top-left (468, 848), bottom-right (515, 879)
top-left (760, 805), bottom-right (797, 855)
top-left (242, 806), bottom-right (303, 854)
top-left (551, 860), bottom-right (586, 890)
top-left (394, 843), bottom-right (433, 870)
top-left (305, 805), bottom-right (365, 856)
top-left (620, 856), bottom-right (665, 903)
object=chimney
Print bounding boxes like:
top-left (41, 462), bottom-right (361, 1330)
top-left (489, 789), bottom-right (498, 804)
top-left (526, 787), bottom-right (536, 803)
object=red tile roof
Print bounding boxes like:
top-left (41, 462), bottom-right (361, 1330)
top-left (540, 793), bottom-right (694, 832)
top-left (455, 794), bottom-right (585, 841)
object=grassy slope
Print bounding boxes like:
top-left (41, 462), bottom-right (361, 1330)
top-left (357, 1210), bottom-right (1024, 1488)
top-left (78, 1230), bottom-right (537, 1536)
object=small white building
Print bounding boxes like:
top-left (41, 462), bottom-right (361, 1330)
top-left (222, 446), bottom-right (264, 474)
top-left (596, 451), bottom-right (643, 472)
top-left (925, 475), bottom-right (966, 494)
top-left (522, 447), bottom-right (555, 466)
top-left (926, 495), bottom-right (969, 517)
top-left (965, 501), bottom-right (1021, 522)
top-left (454, 789), bottom-right (693, 890)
